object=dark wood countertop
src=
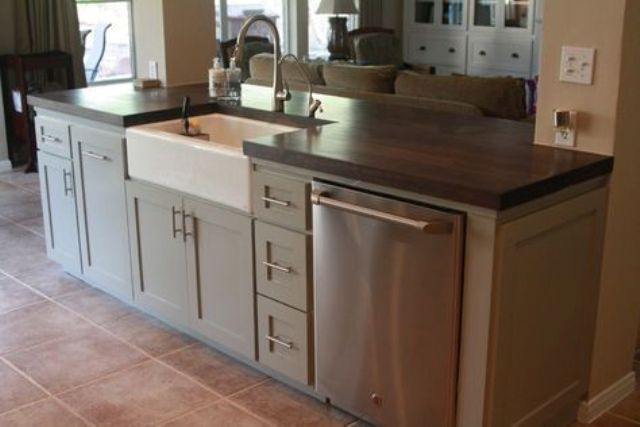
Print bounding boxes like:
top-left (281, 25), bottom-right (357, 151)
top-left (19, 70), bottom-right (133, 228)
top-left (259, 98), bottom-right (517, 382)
top-left (29, 83), bottom-right (613, 210)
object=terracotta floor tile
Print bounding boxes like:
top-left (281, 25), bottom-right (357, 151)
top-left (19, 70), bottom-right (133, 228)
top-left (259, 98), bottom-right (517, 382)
top-left (13, 261), bottom-right (86, 298)
top-left (56, 287), bottom-right (134, 325)
top-left (0, 170), bottom-right (40, 188)
top-left (0, 276), bottom-right (44, 314)
top-left (0, 360), bottom-right (47, 414)
top-left (161, 401), bottom-right (270, 427)
top-left (103, 311), bottom-right (194, 356)
top-left (610, 389), bottom-right (640, 423)
top-left (572, 412), bottom-right (640, 426)
top-left (0, 182), bottom-right (40, 208)
top-left (161, 344), bottom-right (267, 396)
top-left (5, 328), bottom-right (148, 393)
top-left (59, 360), bottom-right (218, 426)
top-left (232, 380), bottom-right (356, 427)
top-left (16, 216), bottom-right (45, 237)
top-left (0, 302), bottom-right (92, 355)
top-left (0, 225), bottom-right (49, 275)
top-left (0, 200), bottom-right (44, 222)
top-left (0, 398), bottom-right (87, 426)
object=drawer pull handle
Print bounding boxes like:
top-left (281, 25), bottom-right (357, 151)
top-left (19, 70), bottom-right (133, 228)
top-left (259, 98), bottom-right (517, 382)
top-left (171, 206), bottom-right (183, 238)
top-left (479, 50), bottom-right (487, 56)
top-left (183, 213), bottom-right (194, 241)
top-left (448, 47), bottom-right (456, 53)
top-left (83, 150), bottom-right (111, 161)
top-left (511, 52), bottom-right (520, 59)
top-left (419, 46), bottom-right (426, 51)
top-left (261, 196), bottom-right (291, 207)
top-left (43, 134), bottom-right (62, 144)
top-left (263, 261), bottom-right (292, 274)
top-left (266, 335), bottom-right (293, 350)
top-left (62, 170), bottom-right (73, 196)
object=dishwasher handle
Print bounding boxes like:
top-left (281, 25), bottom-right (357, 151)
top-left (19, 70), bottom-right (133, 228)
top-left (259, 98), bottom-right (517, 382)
top-left (311, 190), bottom-right (453, 234)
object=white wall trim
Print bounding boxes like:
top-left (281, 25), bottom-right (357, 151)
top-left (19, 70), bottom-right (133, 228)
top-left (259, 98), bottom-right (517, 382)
top-left (0, 159), bottom-right (12, 173)
top-left (577, 371), bottom-right (636, 423)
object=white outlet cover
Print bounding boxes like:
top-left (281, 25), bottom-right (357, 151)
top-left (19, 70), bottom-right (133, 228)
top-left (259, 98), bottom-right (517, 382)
top-left (148, 61), bottom-right (159, 79)
top-left (560, 46), bottom-right (596, 85)
top-left (555, 129), bottom-right (576, 148)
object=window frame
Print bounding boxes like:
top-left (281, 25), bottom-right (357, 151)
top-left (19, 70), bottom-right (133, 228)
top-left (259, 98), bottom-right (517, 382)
top-left (76, 0), bottom-right (137, 85)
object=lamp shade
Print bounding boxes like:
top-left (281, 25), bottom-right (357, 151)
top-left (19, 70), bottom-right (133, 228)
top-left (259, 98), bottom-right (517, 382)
top-left (316, 0), bottom-right (359, 14)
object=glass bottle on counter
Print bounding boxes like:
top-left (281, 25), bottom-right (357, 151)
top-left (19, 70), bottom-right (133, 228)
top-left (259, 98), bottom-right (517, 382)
top-left (226, 58), bottom-right (242, 101)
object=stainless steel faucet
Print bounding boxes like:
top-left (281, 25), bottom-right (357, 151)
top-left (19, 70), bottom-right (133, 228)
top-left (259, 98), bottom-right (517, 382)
top-left (234, 15), bottom-right (290, 113)
top-left (279, 54), bottom-right (323, 118)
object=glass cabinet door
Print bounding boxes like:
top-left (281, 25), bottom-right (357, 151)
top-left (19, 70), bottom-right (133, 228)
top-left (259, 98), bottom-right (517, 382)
top-left (442, 0), bottom-right (465, 26)
top-left (473, 0), bottom-right (497, 27)
top-left (415, 0), bottom-right (436, 24)
top-left (504, 0), bottom-right (531, 29)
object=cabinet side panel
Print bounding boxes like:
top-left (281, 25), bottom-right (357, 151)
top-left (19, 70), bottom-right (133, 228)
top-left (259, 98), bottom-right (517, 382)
top-left (485, 188), bottom-right (607, 426)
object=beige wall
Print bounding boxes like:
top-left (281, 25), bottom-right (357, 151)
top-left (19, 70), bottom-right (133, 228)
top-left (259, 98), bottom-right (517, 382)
top-left (535, 1), bottom-right (625, 155)
top-left (133, 0), bottom-right (167, 83)
top-left (535, 0), bottom-right (640, 397)
top-left (163, 0), bottom-right (216, 86)
top-left (133, 0), bottom-right (216, 87)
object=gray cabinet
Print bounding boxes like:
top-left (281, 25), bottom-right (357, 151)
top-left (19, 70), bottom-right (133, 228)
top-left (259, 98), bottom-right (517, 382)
top-left (127, 181), bottom-right (255, 356)
top-left (38, 151), bottom-right (82, 276)
top-left (127, 181), bottom-right (189, 326)
top-left (184, 197), bottom-right (255, 358)
top-left (72, 125), bottom-right (132, 301)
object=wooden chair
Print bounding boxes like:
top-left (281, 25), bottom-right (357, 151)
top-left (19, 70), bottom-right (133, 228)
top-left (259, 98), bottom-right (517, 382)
top-left (84, 23), bottom-right (112, 83)
top-left (347, 28), bottom-right (402, 66)
top-left (219, 36), bottom-right (270, 68)
top-left (347, 27), bottom-right (394, 59)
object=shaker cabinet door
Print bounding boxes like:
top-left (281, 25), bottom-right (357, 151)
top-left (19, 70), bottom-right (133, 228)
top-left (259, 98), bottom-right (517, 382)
top-left (38, 151), bottom-right (82, 276)
top-left (184, 197), bottom-right (255, 358)
top-left (127, 181), bottom-right (189, 326)
top-left (72, 125), bottom-right (132, 300)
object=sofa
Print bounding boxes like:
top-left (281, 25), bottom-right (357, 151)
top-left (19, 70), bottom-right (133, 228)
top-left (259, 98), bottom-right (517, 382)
top-left (246, 53), bottom-right (534, 121)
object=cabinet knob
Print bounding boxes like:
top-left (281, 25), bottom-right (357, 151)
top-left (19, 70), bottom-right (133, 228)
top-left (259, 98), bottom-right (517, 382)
top-left (511, 52), bottom-right (520, 59)
top-left (479, 50), bottom-right (487, 56)
top-left (419, 46), bottom-right (426, 51)
top-left (448, 47), bottom-right (456, 53)
top-left (370, 393), bottom-right (383, 406)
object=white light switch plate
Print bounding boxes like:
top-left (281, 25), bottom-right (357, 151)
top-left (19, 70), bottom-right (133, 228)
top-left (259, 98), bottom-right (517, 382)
top-left (560, 46), bottom-right (596, 85)
top-left (148, 61), bottom-right (159, 79)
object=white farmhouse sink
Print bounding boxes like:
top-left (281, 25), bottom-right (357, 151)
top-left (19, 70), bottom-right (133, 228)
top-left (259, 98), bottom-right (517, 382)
top-left (126, 114), bottom-right (298, 213)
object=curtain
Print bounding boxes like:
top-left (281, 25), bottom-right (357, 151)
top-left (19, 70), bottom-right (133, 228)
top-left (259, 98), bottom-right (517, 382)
top-left (359, 0), bottom-right (384, 28)
top-left (14, 0), bottom-right (87, 87)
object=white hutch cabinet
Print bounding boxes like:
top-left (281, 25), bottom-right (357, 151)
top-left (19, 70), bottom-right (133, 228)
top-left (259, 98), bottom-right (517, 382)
top-left (404, 0), bottom-right (543, 78)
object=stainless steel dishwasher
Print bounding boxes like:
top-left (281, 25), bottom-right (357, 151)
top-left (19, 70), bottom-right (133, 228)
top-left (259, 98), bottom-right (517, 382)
top-left (312, 181), bottom-right (465, 427)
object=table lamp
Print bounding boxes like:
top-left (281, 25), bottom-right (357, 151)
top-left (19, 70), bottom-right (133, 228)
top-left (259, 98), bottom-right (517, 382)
top-left (316, 0), bottom-right (359, 60)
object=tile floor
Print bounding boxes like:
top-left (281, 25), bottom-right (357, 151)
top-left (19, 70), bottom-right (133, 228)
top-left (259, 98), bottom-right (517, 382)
top-left (0, 167), bottom-right (638, 426)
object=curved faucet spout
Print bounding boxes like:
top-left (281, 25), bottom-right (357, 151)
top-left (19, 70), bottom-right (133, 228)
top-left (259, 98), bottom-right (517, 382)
top-left (235, 15), bottom-right (285, 113)
top-left (280, 54), bottom-right (323, 118)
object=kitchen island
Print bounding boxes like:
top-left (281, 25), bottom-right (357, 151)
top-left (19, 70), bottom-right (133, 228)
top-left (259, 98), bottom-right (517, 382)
top-left (29, 83), bottom-right (612, 427)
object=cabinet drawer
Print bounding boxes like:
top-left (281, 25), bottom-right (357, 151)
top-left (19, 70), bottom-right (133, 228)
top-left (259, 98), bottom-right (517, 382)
top-left (35, 116), bottom-right (71, 158)
top-left (253, 171), bottom-right (310, 231)
top-left (257, 295), bottom-right (313, 385)
top-left (255, 221), bottom-right (311, 312)
top-left (409, 35), bottom-right (466, 67)
top-left (468, 39), bottom-right (532, 73)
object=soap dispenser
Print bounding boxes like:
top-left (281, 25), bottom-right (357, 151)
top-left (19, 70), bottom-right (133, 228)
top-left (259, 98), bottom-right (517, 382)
top-left (210, 58), bottom-right (226, 98)
top-left (227, 58), bottom-right (242, 101)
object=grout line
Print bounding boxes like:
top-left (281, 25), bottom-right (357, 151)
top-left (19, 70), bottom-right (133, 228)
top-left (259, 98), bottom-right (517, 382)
top-left (0, 211), bottom-right (45, 239)
top-left (0, 356), bottom-right (96, 426)
top-left (0, 396), bottom-right (51, 419)
top-left (1, 268), bottom-right (279, 427)
top-left (607, 412), bottom-right (640, 425)
top-left (0, 299), bottom-right (48, 317)
top-left (225, 377), bottom-right (272, 400)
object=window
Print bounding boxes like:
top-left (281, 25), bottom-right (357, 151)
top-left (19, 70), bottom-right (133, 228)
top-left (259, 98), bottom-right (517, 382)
top-left (216, 0), bottom-right (286, 48)
top-left (76, 0), bottom-right (135, 83)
